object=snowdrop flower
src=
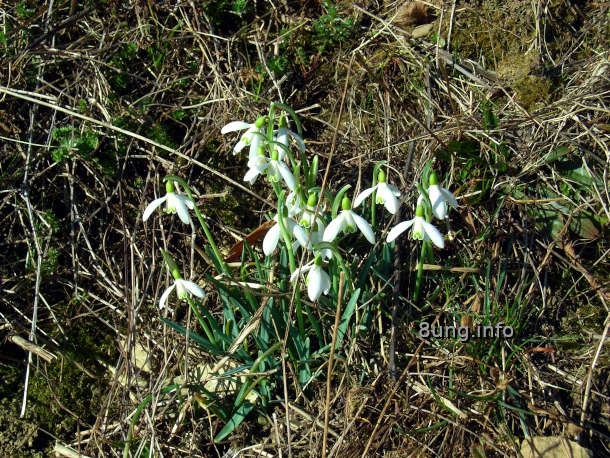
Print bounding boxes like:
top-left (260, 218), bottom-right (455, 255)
top-left (286, 187), bottom-right (306, 218)
top-left (417, 172), bottom-right (458, 220)
top-left (244, 148), bottom-right (296, 190)
top-left (221, 116), bottom-right (266, 159)
top-left (290, 256), bottom-right (331, 301)
top-left (243, 148), bottom-right (269, 185)
top-left (298, 193), bottom-right (321, 229)
top-left (159, 278), bottom-right (206, 310)
top-left (274, 115), bottom-right (305, 161)
top-left (353, 170), bottom-right (401, 214)
top-left (323, 197), bottom-right (375, 244)
top-left (158, 250), bottom-right (205, 310)
top-left (296, 195), bottom-right (332, 259)
top-left (267, 149), bottom-right (296, 190)
top-left (386, 204), bottom-right (445, 248)
top-left (263, 211), bottom-right (309, 256)
top-left (142, 181), bottom-right (194, 225)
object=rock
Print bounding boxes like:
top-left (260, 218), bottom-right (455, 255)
top-left (520, 437), bottom-right (592, 458)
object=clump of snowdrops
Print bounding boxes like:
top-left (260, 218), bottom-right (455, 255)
top-left (140, 102), bottom-right (457, 442)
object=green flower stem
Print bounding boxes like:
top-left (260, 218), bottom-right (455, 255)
top-left (413, 241), bottom-right (428, 304)
top-left (371, 174), bottom-right (378, 229)
top-left (187, 296), bottom-right (216, 346)
top-left (123, 384), bottom-right (180, 458)
top-left (164, 176), bottom-right (228, 275)
top-left (272, 183), bottom-right (305, 336)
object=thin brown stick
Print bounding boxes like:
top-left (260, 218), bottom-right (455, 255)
top-left (322, 272), bottom-right (345, 458)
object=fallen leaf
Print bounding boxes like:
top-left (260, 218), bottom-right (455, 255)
top-left (224, 220), bottom-right (275, 263)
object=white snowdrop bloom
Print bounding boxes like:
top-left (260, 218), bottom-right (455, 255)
top-left (142, 181), bottom-right (194, 225)
top-left (298, 193), bottom-right (321, 229)
top-left (417, 172), bottom-right (458, 220)
top-left (243, 149), bottom-right (270, 185)
top-left (262, 213), bottom-right (309, 256)
top-left (159, 278), bottom-right (206, 310)
top-left (353, 170), bottom-right (401, 214)
top-left (386, 205), bottom-right (445, 248)
top-left (221, 116), bottom-right (266, 159)
top-left (267, 150), bottom-right (296, 190)
top-left (158, 250), bottom-right (206, 310)
top-left (323, 197), bottom-right (375, 244)
top-left (273, 116), bottom-right (305, 161)
top-left (286, 187), bottom-right (306, 218)
top-left (242, 148), bottom-right (296, 190)
top-left (290, 258), bottom-right (331, 301)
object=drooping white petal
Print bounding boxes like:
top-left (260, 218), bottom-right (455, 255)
top-left (169, 193), bottom-right (191, 224)
top-left (175, 194), bottom-right (195, 209)
top-left (248, 130), bottom-right (264, 159)
top-left (244, 167), bottom-right (261, 183)
top-left (276, 161), bottom-right (296, 190)
top-left (233, 136), bottom-right (248, 154)
top-left (386, 219), bottom-right (415, 243)
top-left (287, 129), bottom-right (306, 152)
top-left (290, 263), bottom-right (314, 283)
top-left (263, 223), bottom-right (281, 256)
top-left (292, 223), bottom-right (309, 248)
top-left (351, 212), bottom-right (375, 244)
top-left (386, 183), bottom-right (401, 197)
top-left (159, 283), bottom-right (176, 310)
top-left (428, 185), bottom-right (447, 219)
top-left (142, 195), bottom-right (168, 221)
top-left (307, 266), bottom-right (324, 301)
top-left (422, 220), bottom-right (445, 248)
top-left (440, 188), bottom-right (458, 208)
top-left (221, 121), bottom-right (252, 134)
top-left (323, 213), bottom-right (345, 242)
top-left (377, 183), bottom-right (399, 214)
top-left (319, 268), bottom-right (331, 295)
top-left (353, 185), bottom-right (377, 208)
top-left (180, 279), bottom-right (206, 298)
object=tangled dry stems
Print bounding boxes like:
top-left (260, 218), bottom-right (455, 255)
top-left (0, 1), bottom-right (608, 456)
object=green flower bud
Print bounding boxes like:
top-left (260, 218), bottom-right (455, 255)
top-left (415, 204), bottom-right (424, 218)
top-left (310, 155), bottom-right (319, 181)
top-left (314, 254), bottom-right (323, 266)
top-left (254, 116), bottom-right (266, 128)
top-left (271, 148), bottom-right (279, 161)
top-left (429, 172), bottom-right (439, 186)
top-left (279, 115), bottom-right (287, 128)
top-left (341, 196), bottom-right (351, 211)
top-left (378, 169), bottom-right (386, 183)
top-left (257, 146), bottom-right (265, 156)
top-left (165, 180), bottom-right (175, 193)
top-left (307, 192), bottom-right (317, 207)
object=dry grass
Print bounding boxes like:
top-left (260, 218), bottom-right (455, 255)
top-left (0, 0), bottom-right (609, 456)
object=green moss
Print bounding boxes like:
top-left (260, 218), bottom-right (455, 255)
top-left (0, 398), bottom-right (43, 457)
top-left (0, 322), bottom-right (115, 454)
top-left (513, 76), bottom-right (552, 110)
top-left (448, 3), bottom-right (536, 68)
